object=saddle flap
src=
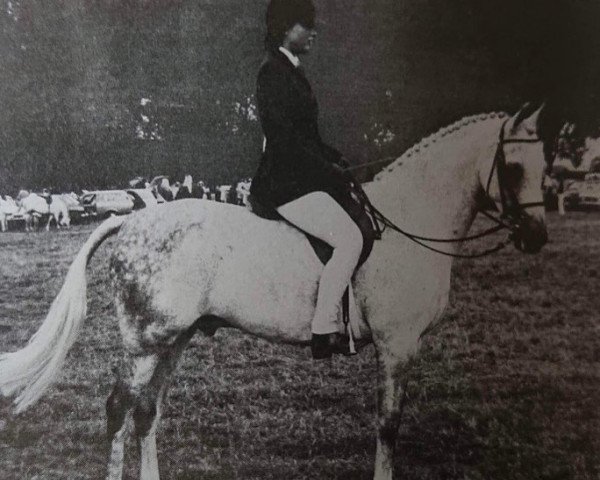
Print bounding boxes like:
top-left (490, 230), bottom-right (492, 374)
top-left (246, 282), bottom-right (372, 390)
top-left (248, 191), bottom-right (376, 269)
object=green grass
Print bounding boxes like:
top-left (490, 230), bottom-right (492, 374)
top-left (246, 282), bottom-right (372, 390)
top-left (0, 212), bottom-right (598, 480)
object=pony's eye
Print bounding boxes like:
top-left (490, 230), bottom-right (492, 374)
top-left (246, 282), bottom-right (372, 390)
top-left (503, 163), bottom-right (524, 188)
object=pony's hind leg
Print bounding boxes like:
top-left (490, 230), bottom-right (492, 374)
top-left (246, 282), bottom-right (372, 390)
top-left (135, 369), bottom-right (171, 480)
top-left (136, 331), bottom-right (196, 480)
top-left (106, 354), bottom-right (160, 480)
top-left (106, 375), bottom-right (134, 480)
top-left (106, 329), bottom-right (196, 480)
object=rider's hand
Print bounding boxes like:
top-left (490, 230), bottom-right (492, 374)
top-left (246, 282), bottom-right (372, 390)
top-left (331, 163), bottom-right (354, 183)
top-left (337, 156), bottom-right (351, 169)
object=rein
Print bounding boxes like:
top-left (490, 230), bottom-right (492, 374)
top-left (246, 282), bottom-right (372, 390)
top-left (345, 157), bottom-right (397, 173)
top-left (352, 121), bottom-right (544, 259)
top-left (364, 201), bottom-right (512, 259)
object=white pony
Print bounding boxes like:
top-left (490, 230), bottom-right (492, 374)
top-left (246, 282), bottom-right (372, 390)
top-left (17, 192), bottom-right (71, 231)
top-left (0, 195), bottom-right (20, 232)
top-left (0, 106), bottom-right (553, 480)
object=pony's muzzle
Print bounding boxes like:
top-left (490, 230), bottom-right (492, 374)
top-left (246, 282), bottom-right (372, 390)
top-left (512, 217), bottom-right (548, 254)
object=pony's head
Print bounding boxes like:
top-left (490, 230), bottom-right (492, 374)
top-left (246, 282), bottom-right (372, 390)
top-left (480, 104), bottom-right (550, 253)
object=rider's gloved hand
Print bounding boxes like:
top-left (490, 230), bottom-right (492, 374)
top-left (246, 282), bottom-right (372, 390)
top-left (330, 163), bottom-right (355, 184)
top-left (337, 156), bottom-right (351, 169)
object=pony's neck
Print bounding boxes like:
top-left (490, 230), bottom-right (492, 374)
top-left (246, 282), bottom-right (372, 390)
top-left (367, 115), bottom-right (504, 249)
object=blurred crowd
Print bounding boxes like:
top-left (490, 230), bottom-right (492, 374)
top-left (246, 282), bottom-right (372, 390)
top-left (128, 174), bottom-right (252, 206)
top-left (0, 174), bottom-right (254, 232)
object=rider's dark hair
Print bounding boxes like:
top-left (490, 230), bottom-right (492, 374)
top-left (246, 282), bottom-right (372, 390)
top-left (265, 0), bottom-right (315, 52)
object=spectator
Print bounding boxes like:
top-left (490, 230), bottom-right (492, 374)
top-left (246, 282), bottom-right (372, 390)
top-left (175, 175), bottom-right (193, 200)
top-left (217, 184), bottom-right (232, 203)
top-left (236, 178), bottom-right (252, 206)
top-left (170, 181), bottom-right (181, 200)
top-left (195, 181), bottom-right (210, 199)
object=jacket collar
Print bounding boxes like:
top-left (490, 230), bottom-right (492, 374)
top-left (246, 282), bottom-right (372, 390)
top-left (270, 49), bottom-right (309, 84)
top-left (278, 47), bottom-right (300, 68)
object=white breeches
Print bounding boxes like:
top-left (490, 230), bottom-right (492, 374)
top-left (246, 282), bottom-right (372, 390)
top-left (277, 191), bottom-right (363, 334)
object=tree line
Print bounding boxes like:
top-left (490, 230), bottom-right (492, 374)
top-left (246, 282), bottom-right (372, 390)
top-left (0, 0), bottom-right (598, 193)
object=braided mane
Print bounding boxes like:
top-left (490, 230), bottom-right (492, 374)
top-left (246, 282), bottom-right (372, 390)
top-left (375, 111), bottom-right (508, 181)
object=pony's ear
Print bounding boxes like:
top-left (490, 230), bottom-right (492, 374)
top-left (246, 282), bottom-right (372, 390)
top-left (507, 102), bottom-right (545, 136)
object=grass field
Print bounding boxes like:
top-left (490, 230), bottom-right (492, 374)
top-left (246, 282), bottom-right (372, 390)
top-left (0, 212), bottom-right (598, 480)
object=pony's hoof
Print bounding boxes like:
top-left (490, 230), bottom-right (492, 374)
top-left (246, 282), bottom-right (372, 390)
top-left (311, 333), bottom-right (351, 360)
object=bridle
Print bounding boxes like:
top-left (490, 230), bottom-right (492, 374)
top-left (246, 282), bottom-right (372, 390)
top-left (356, 120), bottom-right (546, 259)
top-left (483, 119), bottom-right (545, 224)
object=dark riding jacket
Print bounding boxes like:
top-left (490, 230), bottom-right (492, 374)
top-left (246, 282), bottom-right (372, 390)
top-left (250, 49), bottom-right (349, 207)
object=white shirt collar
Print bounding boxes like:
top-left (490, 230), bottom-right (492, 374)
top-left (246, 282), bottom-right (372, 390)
top-left (278, 46), bottom-right (300, 68)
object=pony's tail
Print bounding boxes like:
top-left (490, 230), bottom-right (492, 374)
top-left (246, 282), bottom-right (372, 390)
top-left (0, 215), bottom-right (126, 413)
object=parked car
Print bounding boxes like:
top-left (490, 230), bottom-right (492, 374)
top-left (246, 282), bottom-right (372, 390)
top-left (80, 190), bottom-right (134, 218)
top-left (564, 173), bottom-right (600, 209)
top-left (126, 189), bottom-right (165, 210)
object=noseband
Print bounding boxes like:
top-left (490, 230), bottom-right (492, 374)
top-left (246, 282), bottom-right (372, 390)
top-left (483, 120), bottom-right (545, 228)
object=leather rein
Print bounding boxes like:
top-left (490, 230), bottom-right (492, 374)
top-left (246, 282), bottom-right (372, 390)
top-left (355, 120), bottom-right (545, 259)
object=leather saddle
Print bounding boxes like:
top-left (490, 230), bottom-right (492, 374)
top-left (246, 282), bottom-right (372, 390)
top-left (247, 188), bottom-right (377, 270)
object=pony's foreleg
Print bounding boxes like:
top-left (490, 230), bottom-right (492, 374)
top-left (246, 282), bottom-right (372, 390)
top-left (45, 214), bottom-right (53, 231)
top-left (373, 352), bottom-right (410, 480)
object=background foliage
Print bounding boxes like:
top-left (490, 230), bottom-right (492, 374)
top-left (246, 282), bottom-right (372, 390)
top-left (0, 0), bottom-right (599, 191)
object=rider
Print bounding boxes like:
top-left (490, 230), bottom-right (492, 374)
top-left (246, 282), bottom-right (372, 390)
top-left (250, 0), bottom-right (362, 359)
